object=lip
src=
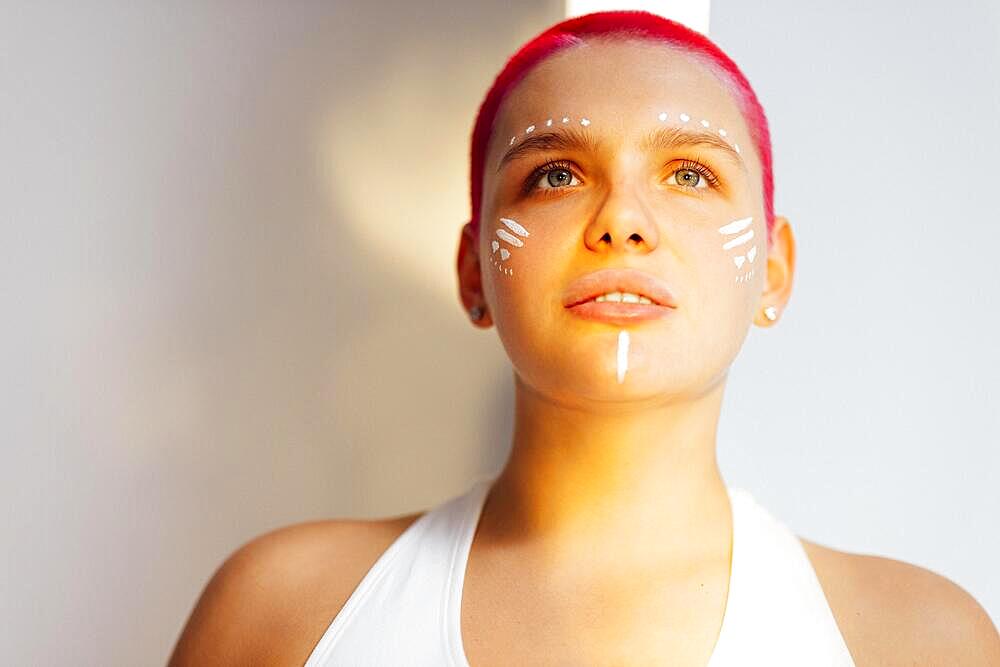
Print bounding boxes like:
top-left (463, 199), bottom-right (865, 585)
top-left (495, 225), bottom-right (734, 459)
top-left (562, 268), bottom-right (678, 326)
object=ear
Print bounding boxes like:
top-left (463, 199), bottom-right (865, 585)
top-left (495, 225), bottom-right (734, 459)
top-left (754, 214), bottom-right (796, 327)
top-left (456, 221), bottom-right (493, 328)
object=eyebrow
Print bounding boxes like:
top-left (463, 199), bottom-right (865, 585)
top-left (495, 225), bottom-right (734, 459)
top-left (496, 126), bottom-right (603, 173)
top-left (495, 124), bottom-right (747, 175)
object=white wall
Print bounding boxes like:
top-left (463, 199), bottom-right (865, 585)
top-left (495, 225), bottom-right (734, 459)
top-left (714, 0), bottom-right (1000, 627)
top-left (1, 1), bottom-right (996, 664)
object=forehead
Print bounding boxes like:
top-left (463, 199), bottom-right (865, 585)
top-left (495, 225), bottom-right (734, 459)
top-left (491, 39), bottom-right (745, 155)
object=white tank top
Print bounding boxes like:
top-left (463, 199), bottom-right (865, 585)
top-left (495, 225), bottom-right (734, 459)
top-left (302, 476), bottom-right (856, 666)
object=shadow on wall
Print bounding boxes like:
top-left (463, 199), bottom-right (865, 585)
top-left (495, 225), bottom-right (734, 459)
top-left (151, 0), bottom-right (544, 585)
top-left (142, 0), bottom-right (567, 662)
top-left (1, 1), bottom-right (560, 665)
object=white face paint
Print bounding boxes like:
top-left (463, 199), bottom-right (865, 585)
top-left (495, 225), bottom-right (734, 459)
top-left (718, 216), bottom-right (757, 284)
top-left (656, 111), bottom-right (740, 156)
top-left (505, 114), bottom-right (594, 149)
top-left (496, 116), bottom-right (592, 274)
top-left (616, 330), bottom-right (630, 384)
top-left (489, 216), bottom-right (530, 276)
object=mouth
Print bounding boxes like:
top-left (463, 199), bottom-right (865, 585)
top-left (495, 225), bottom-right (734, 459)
top-left (562, 268), bottom-right (678, 326)
top-left (572, 290), bottom-right (661, 306)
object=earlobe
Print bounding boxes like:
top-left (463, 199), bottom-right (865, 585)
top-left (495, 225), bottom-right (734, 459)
top-left (456, 222), bottom-right (493, 328)
top-left (755, 215), bottom-right (795, 327)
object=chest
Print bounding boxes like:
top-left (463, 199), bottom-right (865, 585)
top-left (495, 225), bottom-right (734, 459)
top-left (459, 557), bottom-right (731, 667)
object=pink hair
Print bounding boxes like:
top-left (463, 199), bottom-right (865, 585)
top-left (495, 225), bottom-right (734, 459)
top-left (467, 10), bottom-right (775, 240)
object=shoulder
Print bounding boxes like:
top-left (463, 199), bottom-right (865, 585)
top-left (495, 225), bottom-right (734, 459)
top-left (801, 538), bottom-right (1000, 666)
top-left (167, 511), bottom-right (424, 666)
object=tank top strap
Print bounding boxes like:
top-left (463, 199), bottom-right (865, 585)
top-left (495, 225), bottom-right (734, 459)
top-left (708, 487), bottom-right (855, 666)
top-left (443, 476), bottom-right (494, 666)
top-left (304, 479), bottom-right (855, 666)
top-left (302, 475), bottom-right (494, 667)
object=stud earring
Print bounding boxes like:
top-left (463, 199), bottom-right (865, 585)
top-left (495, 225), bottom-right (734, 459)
top-left (763, 306), bottom-right (778, 321)
top-left (469, 306), bottom-right (485, 321)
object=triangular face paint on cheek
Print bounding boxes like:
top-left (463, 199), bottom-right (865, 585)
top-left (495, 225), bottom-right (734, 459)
top-left (719, 216), bottom-right (756, 284)
top-left (489, 216), bottom-right (530, 277)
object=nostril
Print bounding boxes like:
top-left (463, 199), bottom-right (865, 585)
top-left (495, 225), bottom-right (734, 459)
top-left (596, 232), bottom-right (646, 246)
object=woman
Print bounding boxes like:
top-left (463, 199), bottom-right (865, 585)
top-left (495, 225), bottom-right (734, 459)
top-left (169, 11), bottom-right (999, 666)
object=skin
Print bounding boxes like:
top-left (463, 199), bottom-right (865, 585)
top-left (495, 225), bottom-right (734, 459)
top-left (168, 38), bottom-right (1000, 666)
top-left (452, 38), bottom-right (779, 664)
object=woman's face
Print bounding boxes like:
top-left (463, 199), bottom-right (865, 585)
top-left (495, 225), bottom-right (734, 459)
top-left (465, 38), bottom-right (783, 408)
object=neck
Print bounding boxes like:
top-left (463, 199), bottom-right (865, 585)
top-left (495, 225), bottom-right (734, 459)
top-left (481, 373), bottom-right (732, 573)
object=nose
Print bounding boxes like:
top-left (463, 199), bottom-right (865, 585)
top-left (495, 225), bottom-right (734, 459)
top-left (583, 181), bottom-right (660, 254)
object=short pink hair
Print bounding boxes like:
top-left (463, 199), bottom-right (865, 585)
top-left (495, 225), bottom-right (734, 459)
top-left (467, 10), bottom-right (775, 240)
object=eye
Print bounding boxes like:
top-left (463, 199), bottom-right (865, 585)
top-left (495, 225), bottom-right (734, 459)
top-left (541, 168), bottom-right (578, 189)
top-left (668, 168), bottom-right (706, 189)
top-left (665, 160), bottom-right (720, 191)
top-left (523, 160), bottom-right (582, 195)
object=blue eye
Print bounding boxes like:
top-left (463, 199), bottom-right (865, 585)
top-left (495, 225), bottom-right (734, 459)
top-left (542, 168), bottom-right (576, 188)
top-left (523, 160), bottom-right (581, 195)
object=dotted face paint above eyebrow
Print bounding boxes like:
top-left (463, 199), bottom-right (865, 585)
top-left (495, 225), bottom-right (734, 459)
top-left (506, 115), bottom-right (594, 148)
top-left (505, 111), bottom-right (741, 168)
top-left (658, 110), bottom-right (741, 154)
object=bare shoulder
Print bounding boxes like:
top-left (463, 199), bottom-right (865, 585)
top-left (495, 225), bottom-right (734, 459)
top-left (167, 511), bottom-right (424, 666)
top-left (801, 538), bottom-right (1000, 666)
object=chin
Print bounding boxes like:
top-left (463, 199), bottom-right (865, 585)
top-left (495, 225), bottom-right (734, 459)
top-left (517, 357), bottom-right (699, 408)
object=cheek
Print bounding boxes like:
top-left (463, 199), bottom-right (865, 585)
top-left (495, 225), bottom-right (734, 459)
top-left (483, 213), bottom-right (570, 289)
top-left (483, 211), bottom-right (762, 313)
top-left (685, 213), bottom-right (761, 329)
top-left (482, 214), bottom-right (544, 327)
top-left (483, 214), bottom-right (569, 330)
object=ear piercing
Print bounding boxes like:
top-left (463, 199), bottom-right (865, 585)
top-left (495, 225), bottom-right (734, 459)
top-left (763, 306), bottom-right (778, 321)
